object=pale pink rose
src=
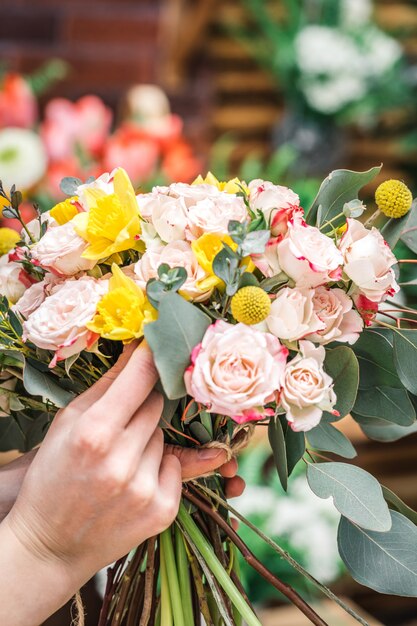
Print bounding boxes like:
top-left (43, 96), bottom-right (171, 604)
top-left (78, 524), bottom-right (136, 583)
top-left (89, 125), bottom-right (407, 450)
top-left (306, 287), bottom-right (363, 345)
top-left (184, 321), bottom-right (288, 424)
top-left (278, 218), bottom-right (343, 288)
top-left (186, 194), bottom-right (247, 239)
top-left (13, 274), bottom-right (65, 318)
top-left (31, 221), bottom-right (96, 276)
top-left (0, 255), bottom-right (26, 303)
top-left (166, 182), bottom-right (226, 206)
top-left (134, 240), bottom-right (212, 302)
top-left (251, 239), bottom-right (282, 277)
top-left (138, 191), bottom-right (188, 243)
top-left (266, 287), bottom-right (324, 342)
top-left (280, 341), bottom-right (338, 432)
top-left (248, 179), bottom-right (303, 239)
top-left (338, 218), bottom-right (399, 303)
top-left (23, 277), bottom-right (108, 367)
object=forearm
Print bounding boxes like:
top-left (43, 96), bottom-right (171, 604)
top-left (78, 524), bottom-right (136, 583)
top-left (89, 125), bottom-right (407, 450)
top-left (0, 518), bottom-right (85, 626)
top-left (0, 452), bottom-right (36, 522)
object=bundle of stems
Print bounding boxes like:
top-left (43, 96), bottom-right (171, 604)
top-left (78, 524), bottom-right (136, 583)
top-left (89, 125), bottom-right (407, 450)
top-left (98, 479), bottom-right (369, 626)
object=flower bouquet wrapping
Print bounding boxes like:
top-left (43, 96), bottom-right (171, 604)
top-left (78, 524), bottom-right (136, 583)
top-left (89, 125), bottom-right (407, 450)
top-left (0, 165), bottom-right (417, 625)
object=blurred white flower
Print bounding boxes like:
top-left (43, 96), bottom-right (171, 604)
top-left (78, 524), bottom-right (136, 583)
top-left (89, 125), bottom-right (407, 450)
top-left (341, 0), bottom-right (372, 28)
top-left (302, 74), bottom-right (367, 114)
top-left (362, 28), bottom-right (402, 76)
top-left (295, 26), bottom-right (362, 75)
top-left (0, 128), bottom-right (47, 191)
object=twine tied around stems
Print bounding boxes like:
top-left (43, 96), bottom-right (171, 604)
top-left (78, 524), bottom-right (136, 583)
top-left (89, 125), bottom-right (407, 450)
top-left (71, 591), bottom-right (85, 626)
top-left (185, 423), bottom-right (255, 481)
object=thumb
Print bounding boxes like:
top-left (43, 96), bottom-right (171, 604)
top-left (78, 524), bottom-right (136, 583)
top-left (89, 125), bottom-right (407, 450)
top-left (164, 444), bottom-right (227, 480)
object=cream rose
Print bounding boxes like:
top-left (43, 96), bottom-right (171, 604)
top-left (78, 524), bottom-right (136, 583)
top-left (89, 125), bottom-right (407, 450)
top-left (138, 191), bottom-right (189, 243)
top-left (251, 239), bottom-right (282, 278)
top-left (338, 218), bottom-right (399, 303)
top-left (134, 240), bottom-right (212, 302)
top-left (280, 341), bottom-right (337, 432)
top-left (13, 274), bottom-right (64, 318)
top-left (306, 287), bottom-right (363, 345)
top-left (266, 287), bottom-right (324, 342)
top-left (278, 218), bottom-right (343, 288)
top-left (31, 221), bottom-right (96, 276)
top-left (184, 321), bottom-right (288, 424)
top-left (186, 194), bottom-right (248, 239)
top-left (249, 179), bottom-right (302, 239)
top-left (0, 255), bottom-right (26, 303)
top-left (23, 276), bottom-right (108, 367)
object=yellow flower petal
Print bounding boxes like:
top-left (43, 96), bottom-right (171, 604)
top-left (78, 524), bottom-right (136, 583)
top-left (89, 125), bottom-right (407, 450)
top-left (50, 197), bottom-right (79, 225)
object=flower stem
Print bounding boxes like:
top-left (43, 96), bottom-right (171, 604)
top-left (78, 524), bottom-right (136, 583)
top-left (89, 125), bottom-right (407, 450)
top-left (177, 502), bottom-right (262, 626)
top-left (174, 525), bottom-right (194, 626)
top-left (160, 544), bottom-right (173, 626)
top-left (160, 528), bottom-right (185, 626)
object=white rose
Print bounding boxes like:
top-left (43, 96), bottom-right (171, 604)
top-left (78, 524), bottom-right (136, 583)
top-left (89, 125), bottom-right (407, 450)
top-left (13, 274), bottom-right (64, 318)
top-left (186, 194), bottom-right (248, 239)
top-left (266, 287), bottom-right (323, 342)
top-left (134, 240), bottom-right (212, 302)
top-left (280, 341), bottom-right (338, 432)
top-left (23, 276), bottom-right (108, 367)
top-left (138, 191), bottom-right (188, 243)
top-left (306, 287), bottom-right (363, 345)
top-left (278, 218), bottom-right (343, 288)
top-left (31, 221), bottom-right (96, 276)
top-left (248, 179), bottom-right (302, 238)
top-left (0, 255), bottom-right (25, 303)
top-left (338, 218), bottom-right (399, 303)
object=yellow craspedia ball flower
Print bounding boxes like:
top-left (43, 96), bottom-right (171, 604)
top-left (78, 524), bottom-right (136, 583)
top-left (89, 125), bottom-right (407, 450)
top-left (0, 227), bottom-right (20, 255)
top-left (375, 180), bottom-right (413, 219)
top-left (231, 286), bottom-right (271, 325)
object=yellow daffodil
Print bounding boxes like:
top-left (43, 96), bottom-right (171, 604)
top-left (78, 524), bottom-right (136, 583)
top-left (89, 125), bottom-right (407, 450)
top-left (87, 264), bottom-right (156, 342)
top-left (0, 227), bottom-right (20, 255)
top-left (73, 168), bottom-right (143, 261)
top-left (192, 233), bottom-right (236, 291)
top-left (50, 197), bottom-right (79, 225)
top-left (193, 172), bottom-right (248, 195)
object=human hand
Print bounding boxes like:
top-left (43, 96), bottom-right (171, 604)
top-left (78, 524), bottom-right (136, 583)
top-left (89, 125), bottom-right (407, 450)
top-left (2, 342), bottom-right (240, 598)
top-left (0, 450), bottom-right (36, 522)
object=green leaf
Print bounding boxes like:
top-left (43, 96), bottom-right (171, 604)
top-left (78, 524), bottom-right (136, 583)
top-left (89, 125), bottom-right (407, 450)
top-left (338, 512), bottom-right (417, 597)
top-left (0, 412), bottom-right (50, 452)
top-left (306, 166), bottom-right (382, 227)
top-left (238, 273), bottom-right (259, 289)
top-left (278, 415), bottom-right (305, 476)
top-left (212, 247), bottom-right (240, 296)
top-left (323, 346), bottom-right (359, 421)
top-left (240, 230), bottom-right (270, 256)
top-left (307, 422), bottom-right (357, 459)
top-left (268, 416), bottom-right (288, 491)
top-left (382, 486), bottom-right (417, 526)
top-left (189, 421), bottom-right (211, 444)
top-left (354, 328), bottom-right (402, 389)
top-left (353, 386), bottom-right (415, 426)
top-left (144, 293), bottom-right (211, 399)
top-left (60, 176), bottom-right (82, 196)
top-left (393, 329), bottom-right (417, 395)
top-left (355, 416), bottom-right (417, 442)
top-left (382, 200), bottom-right (417, 249)
top-left (307, 462), bottom-right (391, 531)
top-left (23, 361), bottom-right (74, 408)
top-left (400, 201), bottom-right (417, 254)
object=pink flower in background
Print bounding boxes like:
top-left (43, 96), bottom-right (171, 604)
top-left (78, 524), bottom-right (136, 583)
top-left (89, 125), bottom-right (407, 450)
top-left (0, 74), bottom-right (37, 129)
top-left (184, 321), bottom-right (288, 424)
top-left (103, 124), bottom-right (159, 185)
top-left (41, 95), bottom-right (112, 161)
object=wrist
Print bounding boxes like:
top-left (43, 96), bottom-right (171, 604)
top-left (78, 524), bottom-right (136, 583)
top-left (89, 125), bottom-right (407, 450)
top-left (0, 516), bottom-right (89, 626)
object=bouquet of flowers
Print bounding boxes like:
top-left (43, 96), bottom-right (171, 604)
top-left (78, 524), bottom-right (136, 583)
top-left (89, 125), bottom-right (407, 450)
top-left (0, 164), bottom-right (417, 625)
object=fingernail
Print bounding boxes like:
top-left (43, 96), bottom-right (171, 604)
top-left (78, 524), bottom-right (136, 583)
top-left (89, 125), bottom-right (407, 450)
top-left (197, 448), bottom-right (225, 460)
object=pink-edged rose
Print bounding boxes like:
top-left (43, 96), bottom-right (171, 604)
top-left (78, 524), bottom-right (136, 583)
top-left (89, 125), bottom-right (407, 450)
top-left (23, 276), bottom-right (108, 367)
top-left (0, 255), bottom-right (26, 303)
top-left (266, 287), bottom-right (323, 342)
top-left (30, 221), bottom-right (96, 276)
top-left (338, 218), bottom-right (399, 303)
top-left (306, 287), bottom-right (363, 345)
top-left (134, 240), bottom-right (212, 302)
top-left (13, 274), bottom-right (65, 318)
top-left (248, 179), bottom-right (303, 239)
top-left (184, 321), bottom-right (288, 424)
top-left (278, 219), bottom-right (343, 288)
top-left (251, 238), bottom-right (282, 278)
top-left (280, 341), bottom-right (338, 432)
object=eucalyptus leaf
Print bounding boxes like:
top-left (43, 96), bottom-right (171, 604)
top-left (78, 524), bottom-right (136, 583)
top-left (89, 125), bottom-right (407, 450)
top-left (306, 166), bottom-right (381, 227)
top-left (60, 176), bottom-right (82, 196)
top-left (382, 199), bottom-right (417, 249)
top-left (278, 415), bottom-right (305, 476)
top-left (23, 361), bottom-right (74, 408)
top-left (323, 346), bottom-right (359, 421)
top-left (238, 273), bottom-right (259, 289)
top-left (382, 486), bottom-right (417, 526)
top-left (0, 412), bottom-right (50, 452)
top-left (338, 512), bottom-right (417, 597)
top-left (357, 416), bottom-right (417, 442)
top-left (307, 462), bottom-right (391, 531)
top-left (353, 386), bottom-right (415, 426)
top-left (268, 416), bottom-right (288, 491)
top-left (240, 230), bottom-right (270, 256)
top-left (144, 293), bottom-right (211, 399)
top-left (400, 201), bottom-right (417, 254)
top-left (354, 329), bottom-right (402, 389)
top-left (307, 422), bottom-right (357, 459)
top-left (393, 329), bottom-right (417, 395)
top-left (189, 421), bottom-right (211, 444)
